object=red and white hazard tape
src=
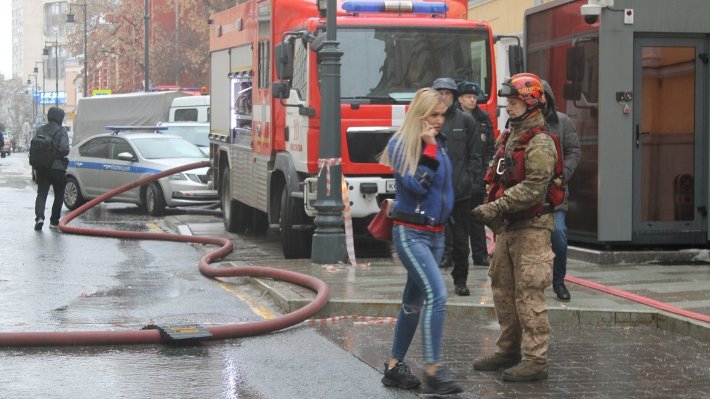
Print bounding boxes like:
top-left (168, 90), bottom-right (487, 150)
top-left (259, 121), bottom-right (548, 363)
top-left (340, 175), bottom-right (359, 266)
top-left (317, 157), bottom-right (368, 268)
top-left (317, 158), bottom-right (340, 196)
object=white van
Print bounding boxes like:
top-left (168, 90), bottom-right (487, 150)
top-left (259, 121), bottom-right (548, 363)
top-left (169, 95), bottom-right (210, 123)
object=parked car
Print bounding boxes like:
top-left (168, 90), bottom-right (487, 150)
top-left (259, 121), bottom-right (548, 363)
top-left (156, 122), bottom-right (209, 156)
top-left (1, 138), bottom-right (11, 158)
top-left (64, 131), bottom-right (218, 216)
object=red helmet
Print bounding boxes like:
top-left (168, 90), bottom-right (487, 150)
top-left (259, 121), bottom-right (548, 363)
top-left (498, 73), bottom-right (546, 108)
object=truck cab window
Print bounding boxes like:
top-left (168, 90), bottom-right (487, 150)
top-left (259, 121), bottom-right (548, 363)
top-left (291, 39), bottom-right (308, 101)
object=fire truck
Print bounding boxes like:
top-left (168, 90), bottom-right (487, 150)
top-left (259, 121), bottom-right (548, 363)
top-left (521, 0), bottom-right (710, 247)
top-left (209, 0), bottom-right (499, 258)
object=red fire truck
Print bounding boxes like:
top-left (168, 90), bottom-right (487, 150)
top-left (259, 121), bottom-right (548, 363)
top-left (209, 0), bottom-right (499, 258)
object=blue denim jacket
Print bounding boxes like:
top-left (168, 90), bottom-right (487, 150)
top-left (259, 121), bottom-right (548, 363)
top-left (388, 135), bottom-right (454, 227)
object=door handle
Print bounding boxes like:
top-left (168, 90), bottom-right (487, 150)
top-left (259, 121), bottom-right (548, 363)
top-left (635, 125), bottom-right (650, 149)
top-left (635, 124), bottom-right (639, 148)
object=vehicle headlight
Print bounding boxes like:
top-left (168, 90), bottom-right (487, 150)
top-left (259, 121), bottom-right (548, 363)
top-left (184, 173), bottom-right (204, 183)
top-left (169, 173), bottom-right (187, 181)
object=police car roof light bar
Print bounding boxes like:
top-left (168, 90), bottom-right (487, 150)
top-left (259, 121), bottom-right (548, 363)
top-left (106, 126), bottom-right (169, 135)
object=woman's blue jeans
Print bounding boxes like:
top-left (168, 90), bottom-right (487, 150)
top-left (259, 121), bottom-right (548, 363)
top-left (390, 224), bottom-right (447, 364)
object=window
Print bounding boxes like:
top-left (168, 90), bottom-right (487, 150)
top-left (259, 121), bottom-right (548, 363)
top-left (109, 138), bottom-right (135, 159)
top-left (43, 2), bottom-right (67, 36)
top-left (131, 138), bottom-right (204, 159)
top-left (338, 27), bottom-right (492, 101)
top-left (174, 109), bottom-right (198, 122)
top-left (292, 38), bottom-right (308, 100)
top-left (79, 137), bottom-right (111, 158)
top-left (46, 46), bottom-right (65, 80)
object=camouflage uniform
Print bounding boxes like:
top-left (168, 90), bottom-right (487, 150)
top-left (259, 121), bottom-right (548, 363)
top-left (475, 113), bottom-right (557, 365)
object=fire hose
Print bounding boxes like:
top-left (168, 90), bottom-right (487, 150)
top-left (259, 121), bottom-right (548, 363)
top-left (0, 161), bottom-right (330, 347)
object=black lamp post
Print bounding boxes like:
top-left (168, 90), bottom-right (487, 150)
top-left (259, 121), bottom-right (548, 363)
top-left (43, 38), bottom-right (60, 107)
top-left (34, 61), bottom-right (46, 119)
top-left (310, 0), bottom-right (347, 263)
top-left (27, 75), bottom-right (38, 127)
top-left (144, 0), bottom-right (150, 92)
top-left (66, 1), bottom-right (88, 97)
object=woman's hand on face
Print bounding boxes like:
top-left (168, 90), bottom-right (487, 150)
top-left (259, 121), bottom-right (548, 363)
top-left (421, 120), bottom-right (437, 145)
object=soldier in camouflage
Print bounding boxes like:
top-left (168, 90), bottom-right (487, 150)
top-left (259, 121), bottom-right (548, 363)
top-left (471, 73), bottom-right (557, 382)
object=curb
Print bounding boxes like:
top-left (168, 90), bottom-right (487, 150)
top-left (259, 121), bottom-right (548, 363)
top-left (250, 276), bottom-right (710, 344)
top-left (569, 246), bottom-right (710, 265)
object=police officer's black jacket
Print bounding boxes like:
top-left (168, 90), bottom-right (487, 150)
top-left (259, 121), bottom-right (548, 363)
top-left (441, 105), bottom-right (481, 202)
top-left (469, 106), bottom-right (495, 193)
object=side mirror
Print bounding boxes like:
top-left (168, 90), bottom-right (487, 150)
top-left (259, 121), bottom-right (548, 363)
top-left (507, 45), bottom-right (524, 75)
top-left (117, 152), bottom-right (136, 162)
top-left (566, 46), bottom-right (585, 82)
top-left (272, 81), bottom-right (290, 99)
top-left (563, 82), bottom-right (582, 101)
top-left (274, 42), bottom-right (294, 80)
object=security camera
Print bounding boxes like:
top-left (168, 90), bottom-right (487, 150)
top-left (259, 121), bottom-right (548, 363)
top-left (580, 0), bottom-right (614, 24)
top-left (580, 4), bottom-right (601, 24)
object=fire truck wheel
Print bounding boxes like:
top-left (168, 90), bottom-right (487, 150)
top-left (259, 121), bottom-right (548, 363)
top-left (221, 170), bottom-right (249, 233)
top-left (250, 210), bottom-right (269, 235)
top-left (280, 184), bottom-right (312, 259)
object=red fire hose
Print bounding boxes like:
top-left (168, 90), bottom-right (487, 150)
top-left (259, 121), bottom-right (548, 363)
top-left (0, 161), bottom-right (330, 347)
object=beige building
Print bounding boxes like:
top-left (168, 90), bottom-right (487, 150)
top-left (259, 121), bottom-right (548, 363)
top-left (12, 0), bottom-right (78, 126)
top-left (467, 0), bottom-right (557, 126)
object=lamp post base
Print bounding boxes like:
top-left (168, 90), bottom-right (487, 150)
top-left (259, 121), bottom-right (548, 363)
top-left (311, 207), bottom-right (348, 264)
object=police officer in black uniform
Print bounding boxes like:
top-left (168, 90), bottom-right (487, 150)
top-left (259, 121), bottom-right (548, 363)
top-left (456, 81), bottom-right (495, 266)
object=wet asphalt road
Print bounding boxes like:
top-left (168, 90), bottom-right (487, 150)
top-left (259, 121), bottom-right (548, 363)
top-left (0, 154), bottom-right (416, 399)
top-left (5, 153), bottom-right (710, 399)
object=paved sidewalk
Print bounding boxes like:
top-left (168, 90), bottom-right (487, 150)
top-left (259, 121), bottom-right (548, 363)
top-left (164, 213), bottom-right (710, 398)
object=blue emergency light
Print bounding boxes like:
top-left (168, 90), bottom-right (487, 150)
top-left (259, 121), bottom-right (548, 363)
top-left (341, 1), bottom-right (448, 14)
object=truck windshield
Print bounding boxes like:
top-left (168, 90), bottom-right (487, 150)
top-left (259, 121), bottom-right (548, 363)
top-left (339, 27), bottom-right (491, 102)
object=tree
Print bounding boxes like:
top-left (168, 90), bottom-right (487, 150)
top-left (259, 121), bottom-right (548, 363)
top-left (0, 77), bottom-right (35, 148)
top-left (64, 0), bottom-right (233, 93)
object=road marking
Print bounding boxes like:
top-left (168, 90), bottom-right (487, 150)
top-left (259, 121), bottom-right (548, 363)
top-left (214, 280), bottom-right (277, 320)
top-left (146, 222), bottom-right (163, 233)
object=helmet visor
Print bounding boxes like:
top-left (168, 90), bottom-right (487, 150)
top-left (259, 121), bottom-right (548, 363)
top-left (498, 82), bottom-right (519, 98)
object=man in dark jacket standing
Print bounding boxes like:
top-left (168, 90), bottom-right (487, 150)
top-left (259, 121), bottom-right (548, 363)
top-left (34, 107), bottom-right (70, 230)
top-left (541, 81), bottom-right (581, 301)
top-left (433, 77), bottom-right (482, 296)
top-left (456, 81), bottom-right (495, 266)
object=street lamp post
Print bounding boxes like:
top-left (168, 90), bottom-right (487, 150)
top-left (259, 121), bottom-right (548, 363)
top-left (34, 61), bottom-right (46, 120)
top-left (310, 0), bottom-right (347, 263)
top-left (144, 0), bottom-right (150, 92)
top-left (27, 75), bottom-right (38, 128)
top-left (66, 1), bottom-right (88, 97)
top-left (43, 36), bottom-right (60, 107)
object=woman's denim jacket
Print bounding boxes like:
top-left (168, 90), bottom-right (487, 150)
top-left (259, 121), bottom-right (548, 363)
top-left (388, 134), bottom-right (454, 227)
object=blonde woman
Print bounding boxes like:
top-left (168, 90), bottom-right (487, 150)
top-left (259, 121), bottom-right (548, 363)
top-left (379, 88), bottom-right (462, 395)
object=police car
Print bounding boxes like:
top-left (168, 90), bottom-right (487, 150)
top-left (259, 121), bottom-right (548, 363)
top-left (63, 127), bottom-right (217, 216)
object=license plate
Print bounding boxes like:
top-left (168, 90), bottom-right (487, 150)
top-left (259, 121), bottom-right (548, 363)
top-left (386, 179), bottom-right (396, 192)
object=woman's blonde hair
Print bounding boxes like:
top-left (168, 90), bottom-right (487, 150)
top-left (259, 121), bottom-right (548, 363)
top-left (379, 88), bottom-right (445, 175)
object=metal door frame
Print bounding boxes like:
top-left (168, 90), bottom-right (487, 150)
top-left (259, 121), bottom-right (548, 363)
top-left (632, 36), bottom-right (708, 244)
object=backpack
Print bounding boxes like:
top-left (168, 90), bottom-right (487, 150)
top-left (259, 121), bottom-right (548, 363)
top-left (29, 128), bottom-right (60, 169)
